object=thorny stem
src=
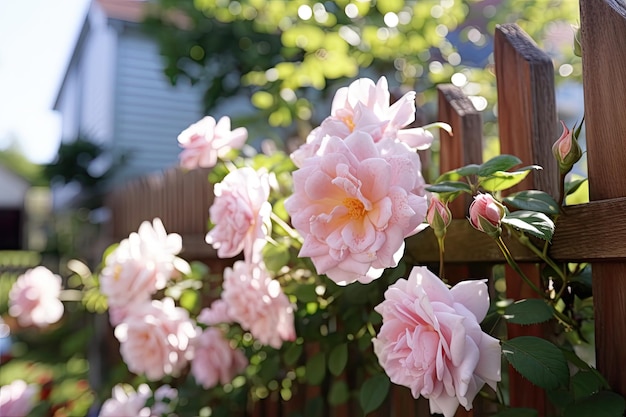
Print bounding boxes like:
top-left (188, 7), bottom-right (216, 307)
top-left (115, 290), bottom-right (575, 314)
top-left (436, 235), bottom-right (446, 283)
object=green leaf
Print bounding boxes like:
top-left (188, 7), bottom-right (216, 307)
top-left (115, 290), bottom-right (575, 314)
top-left (283, 343), bottom-right (303, 366)
top-left (478, 154), bottom-right (522, 177)
top-left (328, 380), bottom-right (350, 406)
top-left (563, 391), bottom-right (626, 417)
top-left (425, 181), bottom-right (472, 194)
top-left (571, 371), bottom-right (603, 401)
top-left (504, 299), bottom-right (554, 325)
top-left (502, 210), bottom-right (555, 242)
top-left (359, 373), bottom-right (390, 414)
top-left (565, 178), bottom-right (588, 196)
top-left (179, 289), bottom-right (200, 313)
top-left (305, 351), bottom-right (326, 385)
top-left (480, 170), bottom-right (531, 192)
top-left (328, 343), bottom-right (348, 376)
top-left (262, 240), bottom-right (291, 273)
top-left (503, 190), bottom-right (560, 215)
top-left (492, 408), bottom-right (539, 417)
top-left (502, 336), bottom-right (569, 390)
top-left (455, 164), bottom-right (481, 177)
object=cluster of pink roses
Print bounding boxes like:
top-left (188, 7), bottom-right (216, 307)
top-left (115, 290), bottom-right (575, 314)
top-left (178, 76), bottom-right (502, 416)
top-left (97, 218), bottom-right (249, 408)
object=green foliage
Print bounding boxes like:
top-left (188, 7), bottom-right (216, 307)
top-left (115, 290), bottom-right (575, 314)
top-left (501, 211), bottom-right (555, 242)
top-left (503, 190), bottom-right (560, 215)
top-left (504, 299), bottom-right (554, 325)
top-left (502, 336), bottom-right (569, 391)
top-left (359, 373), bottom-right (391, 414)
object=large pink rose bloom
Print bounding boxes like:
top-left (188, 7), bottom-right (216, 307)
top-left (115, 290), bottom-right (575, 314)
top-left (285, 132), bottom-right (427, 285)
top-left (0, 380), bottom-right (37, 417)
top-left (191, 327), bottom-right (248, 389)
top-left (8, 266), bottom-right (64, 328)
top-left (373, 266), bottom-right (501, 417)
top-left (205, 167), bottom-right (272, 262)
top-left (99, 384), bottom-right (151, 417)
top-left (100, 218), bottom-right (185, 310)
top-left (222, 261), bottom-right (295, 348)
top-left (291, 76), bottom-right (433, 166)
top-left (178, 115), bottom-right (248, 169)
top-left (114, 298), bottom-right (197, 380)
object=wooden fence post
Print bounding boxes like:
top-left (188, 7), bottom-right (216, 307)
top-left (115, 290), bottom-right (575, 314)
top-left (494, 23), bottom-right (559, 415)
top-left (580, 0), bottom-right (626, 396)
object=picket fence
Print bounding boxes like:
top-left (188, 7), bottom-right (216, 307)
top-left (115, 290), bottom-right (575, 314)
top-left (105, 1), bottom-right (626, 415)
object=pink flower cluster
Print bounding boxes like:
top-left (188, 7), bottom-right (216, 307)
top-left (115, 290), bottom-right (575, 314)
top-left (285, 76), bottom-right (431, 285)
top-left (8, 266), bottom-right (64, 328)
top-left (373, 266), bottom-right (501, 417)
top-left (178, 115), bottom-right (247, 169)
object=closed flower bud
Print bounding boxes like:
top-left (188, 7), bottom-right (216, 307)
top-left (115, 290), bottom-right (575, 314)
top-left (552, 120), bottom-right (582, 174)
top-left (469, 193), bottom-right (505, 237)
top-left (427, 196), bottom-right (452, 238)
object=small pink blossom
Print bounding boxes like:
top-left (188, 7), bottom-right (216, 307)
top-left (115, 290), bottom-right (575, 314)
top-left (221, 261), bottom-right (295, 348)
top-left (552, 120), bottom-right (582, 174)
top-left (285, 132), bottom-right (428, 285)
top-left (427, 195), bottom-right (452, 238)
top-left (205, 167), bottom-right (272, 262)
top-left (8, 266), bottom-right (64, 328)
top-left (178, 116), bottom-right (247, 169)
top-left (0, 380), bottom-right (37, 417)
top-left (468, 193), bottom-right (506, 236)
top-left (290, 76), bottom-right (433, 166)
top-left (191, 327), bottom-right (248, 389)
top-left (100, 218), bottom-right (186, 309)
top-left (98, 383), bottom-right (151, 417)
top-left (114, 298), bottom-right (197, 380)
top-left (197, 300), bottom-right (232, 326)
top-left (373, 266), bottom-right (501, 417)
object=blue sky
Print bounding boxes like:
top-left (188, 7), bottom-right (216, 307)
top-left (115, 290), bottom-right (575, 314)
top-left (0, 0), bottom-right (90, 163)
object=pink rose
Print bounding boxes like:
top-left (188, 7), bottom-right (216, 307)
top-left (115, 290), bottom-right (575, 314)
top-left (0, 380), bottom-right (37, 417)
top-left (100, 218), bottom-right (186, 309)
top-left (191, 327), bottom-right (248, 389)
top-left (8, 266), bottom-right (64, 328)
top-left (285, 132), bottom-right (428, 285)
top-left (197, 300), bottom-right (232, 326)
top-left (222, 261), bottom-right (295, 348)
top-left (205, 167), bottom-right (272, 262)
top-left (178, 116), bottom-right (247, 169)
top-left (114, 298), bottom-right (197, 380)
top-left (290, 77), bottom-right (433, 167)
top-left (373, 266), bottom-right (501, 417)
top-left (99, 383), bottom-right (151, 417)
top-left (468, 193), bottom-right (506, 236)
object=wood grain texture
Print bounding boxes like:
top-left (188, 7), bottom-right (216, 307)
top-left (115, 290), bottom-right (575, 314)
top-left (581, 0), bottom-right (626, 396)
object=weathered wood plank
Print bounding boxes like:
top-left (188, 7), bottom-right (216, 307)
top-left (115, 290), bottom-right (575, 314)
top-left (494, 22), bottom-right (559, 415)
top-left (581, 0), bottom-right (626, 397)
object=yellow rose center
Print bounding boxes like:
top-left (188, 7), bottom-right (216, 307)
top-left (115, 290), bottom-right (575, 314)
top-left (341, 116), bottom-right (355, 132)
top-left (343, 197), bottom-right (366, 219)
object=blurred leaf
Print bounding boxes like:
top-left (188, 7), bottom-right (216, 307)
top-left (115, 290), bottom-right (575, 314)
top-left (359, 373), bottom-right (390, 414)
top-left (563, 391), bottom-right (626, 417)
top-left (502, 336), bottom-right (569, 390)
top-left (503, 190), bottom-right (560, 215)
top-left (328, 380), bottom-right (350, 406)
top-left (328, 343), bottom-right (348, 376)
top-left (478, 154), bottom-right (522, 177)
top-left (305, 351), bottom-right (326, 385)
top-left (504, 299), bottom-right (554, 325)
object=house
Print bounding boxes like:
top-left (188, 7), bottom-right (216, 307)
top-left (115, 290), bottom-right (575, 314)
top-left (53, 0), bottom-right (205, 185)
top-left (0, 164), bottom-right (29, 250)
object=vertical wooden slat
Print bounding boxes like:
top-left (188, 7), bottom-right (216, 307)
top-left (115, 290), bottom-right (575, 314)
top-left (494, 23), bottom-right (559, 416)
top-left (580, 0), bottom-right (626, 397)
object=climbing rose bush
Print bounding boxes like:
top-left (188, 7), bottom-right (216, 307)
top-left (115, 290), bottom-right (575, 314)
top-left (190, 327), bottom-right (248, 389)
top-left (373, 266), bottom-right (501, 417)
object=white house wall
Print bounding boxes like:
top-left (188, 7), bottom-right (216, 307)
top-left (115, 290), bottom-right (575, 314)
top-left (113, 25), bottom-right (203, 183)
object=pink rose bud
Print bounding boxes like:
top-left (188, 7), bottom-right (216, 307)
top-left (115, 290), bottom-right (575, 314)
top-left (552, 120), bottom-right (582, 174)
top-left (427, 196), bottom-right (452, 238)
top-left (469, 193), bottom-right (505, 237)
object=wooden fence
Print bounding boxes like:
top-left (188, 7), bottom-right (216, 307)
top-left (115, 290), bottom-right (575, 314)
top-left (105, 0), bottom-right (626, 415)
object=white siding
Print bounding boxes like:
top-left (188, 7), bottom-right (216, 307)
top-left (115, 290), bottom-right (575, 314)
top-left (112, 27), bottom-right (203, 183)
